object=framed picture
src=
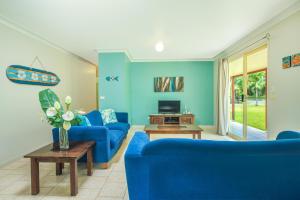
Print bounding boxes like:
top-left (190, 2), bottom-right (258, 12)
top-left (292, 53), bottom-right (300, 67)
top-left (282, 56), bottom-right (291, 69)
top-left (154, 76), bottom-right (184, 92)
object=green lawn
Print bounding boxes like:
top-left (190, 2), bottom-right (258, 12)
top-left (231, 104), bottom-right (266, 131)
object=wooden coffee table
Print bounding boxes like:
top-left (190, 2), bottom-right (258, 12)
top-left (24, 141), bottom-right (95, 196)
top-left (144, 124), bottom-right (203, 139)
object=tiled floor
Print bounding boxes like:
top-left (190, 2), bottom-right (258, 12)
top-left (0, 126), bottom-right (231, 200)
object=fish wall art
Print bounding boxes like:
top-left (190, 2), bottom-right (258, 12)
top-left (105, 76), bottom-right (119, 82)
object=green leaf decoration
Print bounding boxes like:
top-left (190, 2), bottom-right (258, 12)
top-left (38, 89), bottom-right (82, 127)
top-left (71, 113), bottom-right (82, 126)
top-left (38, 89), bottom-right (64, 113)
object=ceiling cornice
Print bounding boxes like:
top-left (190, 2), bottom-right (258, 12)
top-left (214, 0), bottom-right (300, 60)
top-left (96, 49), bottom-right (134, 61)
top-left (0, 14), bottom-right (97, 66)
top-left (96, 49), bottom-right (214, 62)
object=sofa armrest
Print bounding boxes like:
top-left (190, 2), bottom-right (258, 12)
top-left (52, 126), bottom-right (110, 142)
top-left (276, 131), bottom-right (300, 140)
top-left (125, 132), bottom-right (149, 157)
top-left (125, 132), bottom-right (149, 200)
top-left (116, 112), bottom-right (128, 123)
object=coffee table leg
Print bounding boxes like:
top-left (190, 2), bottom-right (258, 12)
top-left (192, 134), bottom-right (196, 139)
top-left (56, 162), bottom-right (63, 175)
top-left (70, 159), bottom-right (78, 196)
top-left (30, 158), bottom-right (39, 195)
top-left (87, 148), bottom-right (93, 176)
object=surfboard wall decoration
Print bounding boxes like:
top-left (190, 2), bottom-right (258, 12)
top-left (6, 65), bottom-right (60, 86)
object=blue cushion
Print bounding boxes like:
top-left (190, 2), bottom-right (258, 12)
top-left (85, 110), bottom-right (103, 126)
top-left (109, 130), bottom-right (126, 148)
top-left (105, 122), bottom-right (130, 133)
top-left (78, 116), bottom-right (91, 126)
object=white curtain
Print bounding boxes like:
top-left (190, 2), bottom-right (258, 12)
top-left (217, 58), bottom-right (230, 135)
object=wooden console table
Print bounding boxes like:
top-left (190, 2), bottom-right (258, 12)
top-left (149, 114), bottom-right (195, 125)
top-left (24, 141), bottom-right (95, 196)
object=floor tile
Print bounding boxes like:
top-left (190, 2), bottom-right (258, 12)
top-left (98, 182), bottom-right (126, 198)
top-left (106, 171), bottom-right (126, 184)
top-left (0, 127), bottom-right (228, 199)
top-left (96, 197), bottom-right (123, 200)
top-left (78, 176), bottom-right (106, 189)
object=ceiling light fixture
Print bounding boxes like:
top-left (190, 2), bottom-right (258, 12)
top-left (155, 41), bottom-right (164, 52)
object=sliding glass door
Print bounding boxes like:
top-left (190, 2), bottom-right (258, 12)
top-left (229, 45), bottom-right (267, 140)
top-left (229, 56), bottom-right (246, 139)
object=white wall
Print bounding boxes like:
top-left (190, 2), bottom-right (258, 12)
top-left (0, 22), bottom-right (97, 166)
top-left (267, 11), bottom-right (300, 138)
top-left (214, 5), bottom-right (300, 139)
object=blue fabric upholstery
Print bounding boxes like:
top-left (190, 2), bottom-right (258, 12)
top-left (115, 112), bottom-right (128, 123)
top-left (105, 122), bottom-right (130, 133)
top-left (52, 110), bottom-right (130, 163)
top-left (109, 130), bottom-right (126, 148)
top-left (276, 130), bottom-right (300, 140)
top-left (85, 110), bottom-right (103, 126)
top-left (125, 131), bottom-right (300, 200)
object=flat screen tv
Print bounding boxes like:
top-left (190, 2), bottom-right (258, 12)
top-left (158, 100), bottom-right (180, 114)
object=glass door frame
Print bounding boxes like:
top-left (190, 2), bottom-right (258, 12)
top-left (228, 44), bottom-right (268, 140)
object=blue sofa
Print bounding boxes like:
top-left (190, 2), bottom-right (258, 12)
top-left (125, 131), bottom-right (300, 200)
top-left (53, 110), bottom-right (130, 167)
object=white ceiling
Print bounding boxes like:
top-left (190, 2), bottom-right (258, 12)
top-left (0, 0), bottom-right (297, 64)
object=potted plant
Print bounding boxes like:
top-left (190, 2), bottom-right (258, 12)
top-left (39, 89), bottom-right (81, 150)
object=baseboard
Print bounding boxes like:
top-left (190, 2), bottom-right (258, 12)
top-left (130, 125), bottom-right (145, 130)
top-left (199, 125), bottom-right (217, 134)
top-left (0, 141), bottom-right (51, 168)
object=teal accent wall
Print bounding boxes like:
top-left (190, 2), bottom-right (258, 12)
top-left (98, 52), bottom-right (214, 125)
top-left (130, 61), bottom-right (214, 125)
top-left (98, 52), bottom-right (131, 120)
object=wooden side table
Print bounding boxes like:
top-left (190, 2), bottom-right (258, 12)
top-left (24, 141), bottom-right (95, 196)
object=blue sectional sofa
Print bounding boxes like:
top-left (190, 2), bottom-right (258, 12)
top-left (125, 131), bottom-right (300, 200)
top-left (53, 110), bottom-right (130, 168)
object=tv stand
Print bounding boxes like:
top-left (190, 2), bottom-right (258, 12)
top-left (149, 114), bottom-right (195, 125)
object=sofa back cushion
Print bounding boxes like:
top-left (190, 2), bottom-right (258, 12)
top-left (85, 110), bottom-right (103, 126)
top-left (142, 139), bottom-right (300, 199)
top-left (101, 109), bottom-right (118, 125)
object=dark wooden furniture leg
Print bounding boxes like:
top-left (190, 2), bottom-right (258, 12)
top-left (30, 158), bottom-right (39, 195)
top-left (192, 134), bottom-right (196, 139)
top-left (197, 131), bottom-right (202, 139)
top-left (87, 148), bottom-right (93, 176)
top-left (56, 162), bottom-right (63, 175)
top-left (70, 159), bottom-right (78, 196)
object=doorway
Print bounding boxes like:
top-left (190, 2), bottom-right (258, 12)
top-left (229, 45), bottom-right (268, 140)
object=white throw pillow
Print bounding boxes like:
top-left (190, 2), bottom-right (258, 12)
top-left (101, 109), bottom-right (118, 125)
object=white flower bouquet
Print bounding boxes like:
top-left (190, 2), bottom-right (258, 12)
top-left (39, 89), bottom-right (82, 150)
top-left (45, 96), bottom-right (77, 131)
